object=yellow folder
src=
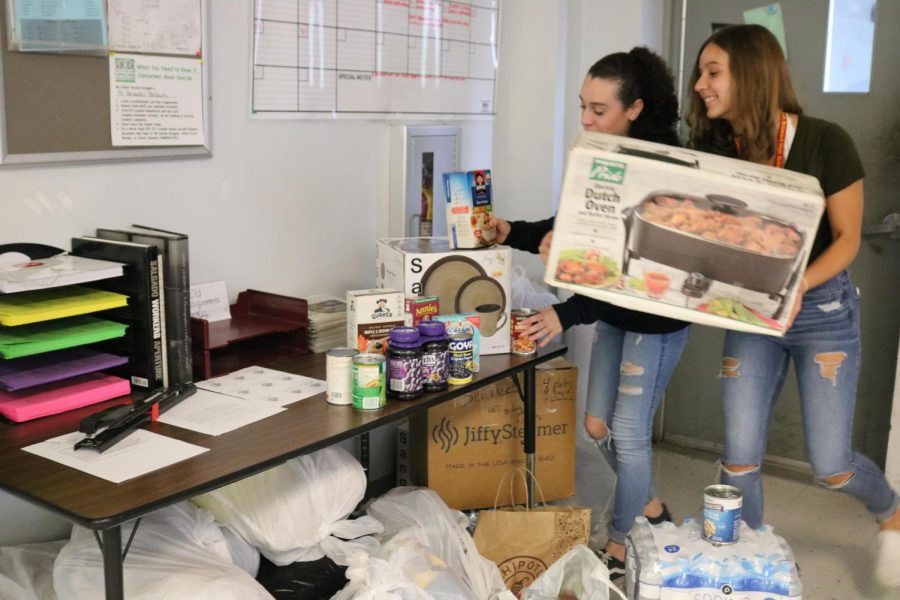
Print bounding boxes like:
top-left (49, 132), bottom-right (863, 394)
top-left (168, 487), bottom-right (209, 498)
top-left (0, 286), bottom-right (128, 326)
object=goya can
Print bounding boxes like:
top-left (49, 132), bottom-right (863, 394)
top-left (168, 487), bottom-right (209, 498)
top-left (446, 323), bottom-right (474, 385)
top-left (352, 353), bottom-right (386, 410)
top-left (511, 308), bottom-right (538, 355)
top-left (326, 348), bottom-right (358, 405)
top-left (703, 484), bottom-right (742, 545)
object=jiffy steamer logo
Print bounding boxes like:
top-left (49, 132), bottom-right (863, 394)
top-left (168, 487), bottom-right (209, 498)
top-left (589, 157), bottom-right (626, 184)
top-left (430, 414), bottom-right (569, 453)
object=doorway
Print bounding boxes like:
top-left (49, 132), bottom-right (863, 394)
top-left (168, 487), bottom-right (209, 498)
top-left (662, 0), bottom-right (900, 470)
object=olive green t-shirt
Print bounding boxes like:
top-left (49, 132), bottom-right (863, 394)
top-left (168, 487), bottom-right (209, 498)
top-left (784, 115), bottom-right (865, 261)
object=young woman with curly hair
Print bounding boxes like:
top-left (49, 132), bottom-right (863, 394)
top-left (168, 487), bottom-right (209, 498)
top-left (688, 24), bottom-right (900, 588)
top-left (491, 47), bottom-right (689, 583)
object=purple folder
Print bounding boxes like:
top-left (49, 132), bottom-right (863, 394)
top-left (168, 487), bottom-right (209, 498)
top-left (0, 348), bottom-right (128, 392)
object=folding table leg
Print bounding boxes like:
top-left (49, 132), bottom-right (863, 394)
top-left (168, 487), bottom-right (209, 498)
top-left (101, 526), bottom-right (124, 600)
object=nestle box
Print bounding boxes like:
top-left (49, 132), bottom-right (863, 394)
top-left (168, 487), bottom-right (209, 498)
top-left (376, 238), bottom-right (511, 354)
top-left (346, 288), bottom-right (404, 353)
top-left (546, 132), bottom-right (826, 336)
top-left (403, 358), bottom-right (576, 510)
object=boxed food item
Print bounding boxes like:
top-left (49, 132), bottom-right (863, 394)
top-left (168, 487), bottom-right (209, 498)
top-left (401, 358), bottom-right (576, 510)
top-left (626, 518), bottom-right (802, 599)
top-left (376, 238), bottom-right (511, 354)
top-left (443, 169), bottom-right (497, 249)
top-left (404, 295), bottom-right (439, 326)
top-left (546, 131), bottom-right (826, 336)
top-left (346, 289), bottom-right (404, 353)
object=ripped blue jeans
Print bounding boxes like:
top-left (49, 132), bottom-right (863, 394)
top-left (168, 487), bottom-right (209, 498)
top-left (720, 270), bottom-right (899, 528)
top-left (586, 321), bottom-right (690, 545)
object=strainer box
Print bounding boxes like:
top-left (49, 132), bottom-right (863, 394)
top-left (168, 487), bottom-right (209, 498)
top-left (376, 238), bottom-right (511, 354)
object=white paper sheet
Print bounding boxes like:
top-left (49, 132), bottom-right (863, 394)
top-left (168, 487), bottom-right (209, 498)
top-left (157, 388), bottom-right (285, 436)
top-left (109, 53), bottom-right (205, 146)
top-left (107, 0), bottom-right (202, 56)
top-left (24, 430), bottom-right (208, 484)
top-left (196, 366), bottom-right (326, 407)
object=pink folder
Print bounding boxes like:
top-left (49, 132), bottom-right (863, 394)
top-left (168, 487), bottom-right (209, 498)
top-left (0, 373), bottom-right (130, 423)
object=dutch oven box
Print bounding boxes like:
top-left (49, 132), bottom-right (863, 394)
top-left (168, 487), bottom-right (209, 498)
top-left (398, 358), bottom-right (577, 510)
top-left (376, 237), bottom-right (511, 354)
top-left (546, 131), bottom-right (826, 336)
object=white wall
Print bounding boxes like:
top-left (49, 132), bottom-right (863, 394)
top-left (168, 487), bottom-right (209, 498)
top-left (0, 1), bottom-right (662, 545)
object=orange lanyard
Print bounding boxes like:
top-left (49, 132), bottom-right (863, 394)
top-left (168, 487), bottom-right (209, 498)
top-left (734, 112), bottom-right (788, 167)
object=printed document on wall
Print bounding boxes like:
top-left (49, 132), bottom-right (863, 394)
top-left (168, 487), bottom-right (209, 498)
top-left (10, 0), bottom-right (107, 51)
top-left (250, 0), bottom-right (500, 118)
top-left (107, 0), bottom-right (203, 55)
top-left (109, 53), bottom-right (205, 146)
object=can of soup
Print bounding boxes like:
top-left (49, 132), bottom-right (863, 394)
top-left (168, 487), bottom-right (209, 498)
top-left (352, 353), bottom-right (386, 410)
top-left (703, 484), bottom-right (743, 545)
top-left (511, 308), bottom-right (538, 355)
top-left (326, 348), bottom-right (358, 405)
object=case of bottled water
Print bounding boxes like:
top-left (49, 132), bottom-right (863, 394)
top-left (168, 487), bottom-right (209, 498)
top-left (625, 517), bottom-right (802, 599)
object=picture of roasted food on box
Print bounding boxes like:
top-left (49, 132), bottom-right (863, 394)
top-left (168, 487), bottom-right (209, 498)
top-left (553, 248), bottom-right (620, 288)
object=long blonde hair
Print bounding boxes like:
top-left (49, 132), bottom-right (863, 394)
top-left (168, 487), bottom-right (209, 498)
top-left (686, 25), bottom-right (802, 164)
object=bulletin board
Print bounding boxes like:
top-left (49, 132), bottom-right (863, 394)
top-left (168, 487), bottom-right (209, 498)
top-left (0, 0), bottom-right (211, 166)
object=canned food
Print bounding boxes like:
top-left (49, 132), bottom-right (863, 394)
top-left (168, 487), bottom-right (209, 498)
top-left (703, 484), bottom-right (742, 545)
top-left (511, 308), bottom-right (538, 355)
top-left (352, 353), bottom-right (386, 410)
top-left (446, 324), bottom-right (474, 385)
top-left (326, 348), bottom-right (358, 405)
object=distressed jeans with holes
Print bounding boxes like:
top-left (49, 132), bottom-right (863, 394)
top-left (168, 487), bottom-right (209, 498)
top-left (586, 320), bottom-right (690, 545)
top-left (720, 270), bottom-right (899, 529)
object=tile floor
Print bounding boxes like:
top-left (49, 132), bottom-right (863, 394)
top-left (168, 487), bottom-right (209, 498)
top-left (650, 443), bottom-right (900, 600)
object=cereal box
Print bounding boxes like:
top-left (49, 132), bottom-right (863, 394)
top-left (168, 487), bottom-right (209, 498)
top-left (443, 169), bottom-right (497, 249)
top-left (346, 289), bottom-right (404, 354)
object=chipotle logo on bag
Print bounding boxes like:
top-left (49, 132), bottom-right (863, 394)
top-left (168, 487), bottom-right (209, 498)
top-left (498, 555), bottom-right (548, 596)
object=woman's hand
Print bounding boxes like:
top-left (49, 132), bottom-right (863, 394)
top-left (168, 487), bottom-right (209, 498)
top-left (523, 306), bottom-right (562, 347)
top-left (489, 217), bottom-right (511, 244)
top-left (784, 276), bottom-right (808, 330)
top-left (538, 231), bottom-right (553, 265)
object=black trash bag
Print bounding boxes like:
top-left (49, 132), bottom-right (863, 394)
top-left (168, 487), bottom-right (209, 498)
top-left (255, 555), bottom-right (348, 599)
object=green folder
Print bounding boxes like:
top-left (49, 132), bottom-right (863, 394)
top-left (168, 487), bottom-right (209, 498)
top-left (0, 286), bottom-right (128, 326)
top-left (0, 316), bottom-right (127, 359)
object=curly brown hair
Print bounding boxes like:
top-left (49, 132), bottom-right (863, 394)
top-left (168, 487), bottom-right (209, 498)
top-left (686, 24), bottom-right (802, 163)
top-left (587, 47), bottom-right (680, 146)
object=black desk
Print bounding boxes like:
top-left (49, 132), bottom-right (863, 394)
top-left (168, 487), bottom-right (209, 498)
top-left (0, 345), bottom-right (567, 599)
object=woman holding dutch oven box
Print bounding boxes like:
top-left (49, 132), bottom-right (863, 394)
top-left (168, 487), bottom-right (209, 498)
top-left (687, 24), bottom-right (900, 588)
top-left (491, 47), bottom-right (690, 583)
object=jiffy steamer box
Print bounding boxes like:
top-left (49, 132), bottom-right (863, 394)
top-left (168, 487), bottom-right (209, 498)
top-left (546, 131), bottom-right (826, 337)
top-left (346, 289), bottom-right (404, 353)
top-left (403, 358), bottom-right (576, 510)
top-left (376, 238), bottom-right (511, 354)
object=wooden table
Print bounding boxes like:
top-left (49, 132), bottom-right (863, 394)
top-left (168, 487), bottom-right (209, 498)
top-left (0, 344), bottom-right (567, 599)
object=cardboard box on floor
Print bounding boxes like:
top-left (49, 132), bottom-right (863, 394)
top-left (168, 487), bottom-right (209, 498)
top-left (546, 131), bottom-right (826, 337)
top-left (401, 358), bottom-right (576, 510)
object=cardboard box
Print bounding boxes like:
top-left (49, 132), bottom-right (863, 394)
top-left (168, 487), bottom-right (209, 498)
top-left (443, 169), bottom-right (497, 248)
top-left (403, 358), bottom-right (576, 510)
top-left (546, 132), bottom-right (826, 336)
top-left (346, 288), bottom-right (404, 353)
top-left (376, 238), bottom-right (511, 354)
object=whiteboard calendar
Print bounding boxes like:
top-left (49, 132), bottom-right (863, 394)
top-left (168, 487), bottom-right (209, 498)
top-left (250, 0), bottom-right (499, 118)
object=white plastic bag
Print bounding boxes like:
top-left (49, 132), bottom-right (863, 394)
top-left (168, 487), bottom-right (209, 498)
top-left (0, 540), bottom-right (65, 600)
top-left (521, 544), bottom-right (626, 600)
top-left (364, 487), bottom-right (506, 600)
top-left (511, 265), bottom-right (558, 310)
top-left (192, 446), bottom-right (382, 565)
top-left (53, 502), bottom-right (270, 600)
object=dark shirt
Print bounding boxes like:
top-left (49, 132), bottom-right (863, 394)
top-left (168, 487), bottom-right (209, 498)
top-left (505, 217), bottom-right (689, 334)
